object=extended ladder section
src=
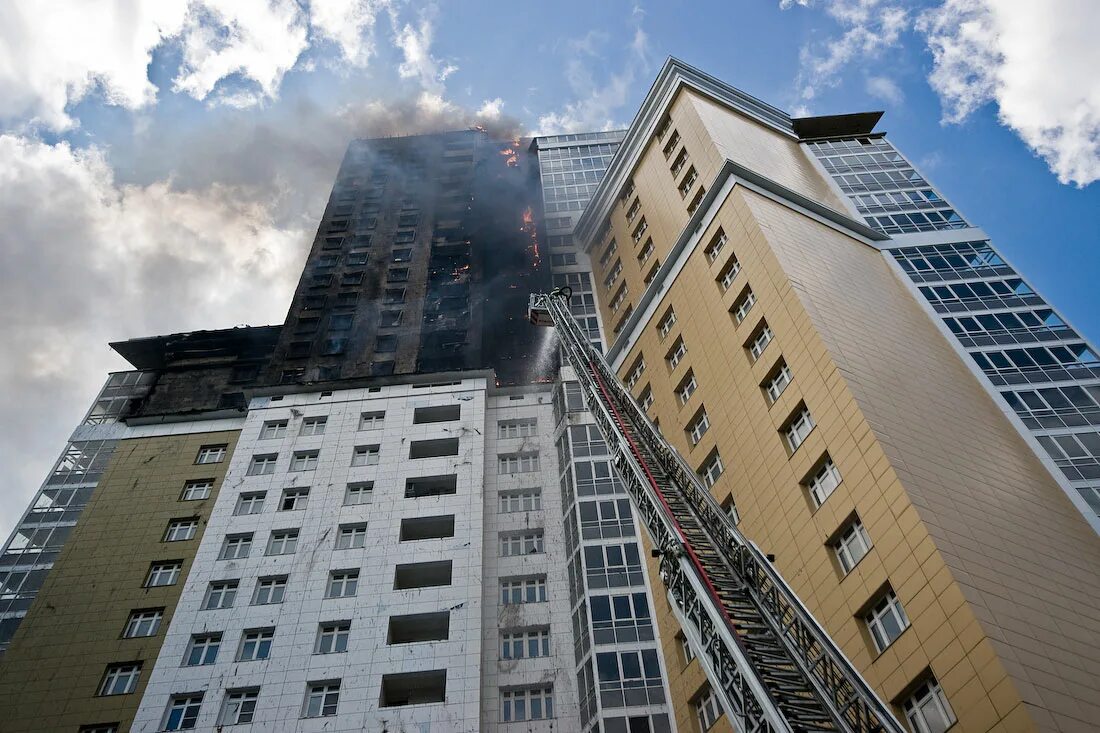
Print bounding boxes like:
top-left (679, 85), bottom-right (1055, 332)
top-left (530, 290), bottom-right (905, 733)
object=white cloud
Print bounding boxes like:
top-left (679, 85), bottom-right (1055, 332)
top-left (476, 97), bottom-right (504, 120)
top-left (918, 0), bottom-right (1100, 186)
top-left (534, 9), bottom-right (650, 135)
top-left (0, 0), bottom-right (400, 128)
top-left (0, 134), bottom-right (308, 534)
top-left (172, 0), bottom-right (310, 105)
top-left (309, 0), bottom-right (388, 65)
top-left (865, 75), bottom-right (903, 105)
top-left (0, 0), bottom-right (188, 129)
top-left (787, 0), bottom-right (908, 107)
top-left (394, 10), bottom-right (458, 96)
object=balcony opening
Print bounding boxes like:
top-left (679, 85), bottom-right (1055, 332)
top-left (400, 515), bottom-right (456, 541)
top-left (394, 560), bottom-right (453, 589)
top-left (387, 612), bottom-right (450, 644)
top-left (413, 405), bottom-right (462, 424)
top-left (404, 474), bottom-right (458, 498)
top-left (379, 670), bottom-right (447, 707)
top-left (409, 438), bottom-right (460, 459)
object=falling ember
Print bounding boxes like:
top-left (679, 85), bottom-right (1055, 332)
top-left (520, 206), bottom-right (540, 268)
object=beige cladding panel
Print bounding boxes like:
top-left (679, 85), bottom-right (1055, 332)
top-left (0, 430), bottom-right (239, 732)
top-left (604, 185), bottom-right (1100, 733)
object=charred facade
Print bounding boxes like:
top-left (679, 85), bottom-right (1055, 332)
top-left (264, 130), bottom-right (550, 387)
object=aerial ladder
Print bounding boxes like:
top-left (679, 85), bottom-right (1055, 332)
top-left (529, 288), bottom-right (906, 733)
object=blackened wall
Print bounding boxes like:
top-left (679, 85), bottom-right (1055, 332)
top-left (263, 129), bottom-right (550, 387)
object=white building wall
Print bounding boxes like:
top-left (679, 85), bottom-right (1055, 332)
top-left (480, 386), bottom-right (580, 731)
top-left (132, 379), bottom-right (487, 732)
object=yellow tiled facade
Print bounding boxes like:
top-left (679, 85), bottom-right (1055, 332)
top-left (587, 82), bottom-right (1100, 733)
top-left (0, 430), bottom-right (238, 732)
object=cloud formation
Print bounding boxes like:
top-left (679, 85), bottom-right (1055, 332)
top-left (534, 8), bottom-right (651, 134)
top-left (782, 0), bottom-right (1100, 186)
top-left (918, 0), bottom-right (1100, 186)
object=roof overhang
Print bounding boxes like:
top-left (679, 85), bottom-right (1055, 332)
top-left (791, 111), bottom-right (884, 140)
top-left (110, 325), bottom-right (282, 370)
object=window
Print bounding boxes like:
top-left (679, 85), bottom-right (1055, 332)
top-left (679, 634), bottom-right (696, 664)
top-left (671, 148), bottom-right (688, 176)
top-left (180, 479), bottom-right (213, 501)
top-left (359, 410), bottom-right (385, 430)
top-left (235, 491), bottom-right (265, 515)
top-left (604, 259), bottom-right (623, 290)
top-left (865, 589), bottom-right (909, 652)
top-left (184, 633), bottom-right (221, 666)
top-left (345, 482), bottom-right (373, 505)
top-left (498, 418), bottom-right (537, 438)
top-left (290, 450), bottom-right (318, 472)
top-left (500, 489), bottom-right (541, 512)
top-left (732, 288), bottom-right (756, 323)
top-left (687, 409), bottom-right (710, 445)
top-left (903, 677), bottom-right (956, 733)
top-left (500, 531), bottom-right (544, 556)
top-left (637, 238), bottom-right (655, 265)
top-left (336, 524), bottom-right (368, 549)
top-left (380, 310), bottom-right (402, 327)
top-left (625, 356), bottom-right (646, 388)
top-left (501, 687), bottom-right (554, 722)
top-left (499, 452), bottom-right (539, 474)
top-left (375, 334), bottom-right (397, 352)
top-left (247, 454), bottom-right (277, 476)
top-left (280, 488), bottom-right (310, 511)
top-left (326, 569), bottom-right (359, 598)
top-left (640, 384), bottom-right (654, 412)
top-left (267, 529), bottom-right (299, 556)
top-left (162, 695), bottom-right (203, 731)
top-left (704, 228), bottom-right (727, 263)
top-left (698, 449), bottom-right (724, 488)
top-left (78, 726), bottom-right (119, 733)
top-left (123, 608), bottom-right (163, 638)
top-left (252, 576), bottom-right (287, 605)
top-left (203, 580), bottom-right (238, 610)
top-left (237, 628), bottom-right (274, 661)
top-left (626, 197), bottom-right (641, 222)
top-left (164, 519), bottom-right (198, 542)
top-left (501, 576), bottom-right (547, 604)
top-left (666, 338), bottom-right (687, 369)
top-left (806, 457), bottom-right (842, 504)
top-left (833, 519), bottom-right (872, 572)
top-left (219, 689), bottom-right (259, 726)
top-left (97, 662), bottom-right (141, 696)
top-left (657, 308), bottom-right (677, 339)
top-left (662, 128), bottom-right (679, 155)
top-left (145, 561), bottom-right (181, 587)
top-left (677, 371), bottom-right (698, 405)
top-left (718, 256), bottom-right (741, 290)
top-left (351, 445), bottom-right (380, 466)
top-left (260, 420), bottom-right (287, 439)
top-left (304, 681), bottom-right (341, 718)
top-left (695, 687), bottom-right (722, 731)
top-left (749, 324), bottom-right (774, 361)
top-left (315, 622), bottom-right (351, 654)
top-left (219, 533), bottom-right (252, 560)
top-left (300, 416), bottom-right (327, 436)
top-left (501, 628), bottom-right (550, 659)
top-left (383, 287), bottom-right (406, 304)
top-left (765, 362), bottom-right (793, 402)
top-left (595, 649), bottom-right (664, 707)
top-left (722, 494), bottom-right (741, 525)
top-left (329, 313), bottom-right (353, 331)
top-left (196, 444), bottom-right (227, 464)
top-left (631, 218), bottom-right (648, 244)
top-left (678, 166), bottom-right (698, 197)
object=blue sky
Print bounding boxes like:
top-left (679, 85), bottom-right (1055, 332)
top-left (0, 0), bottom-right (1097, 538)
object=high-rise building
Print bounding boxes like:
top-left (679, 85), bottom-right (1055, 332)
top-left (1, 56), bottom-right (1098, 733)
top-left (573, 58), bottom-right (1100, 733)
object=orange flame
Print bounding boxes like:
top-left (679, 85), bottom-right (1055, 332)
top-left (520, 206), bottom-right (540, 267)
